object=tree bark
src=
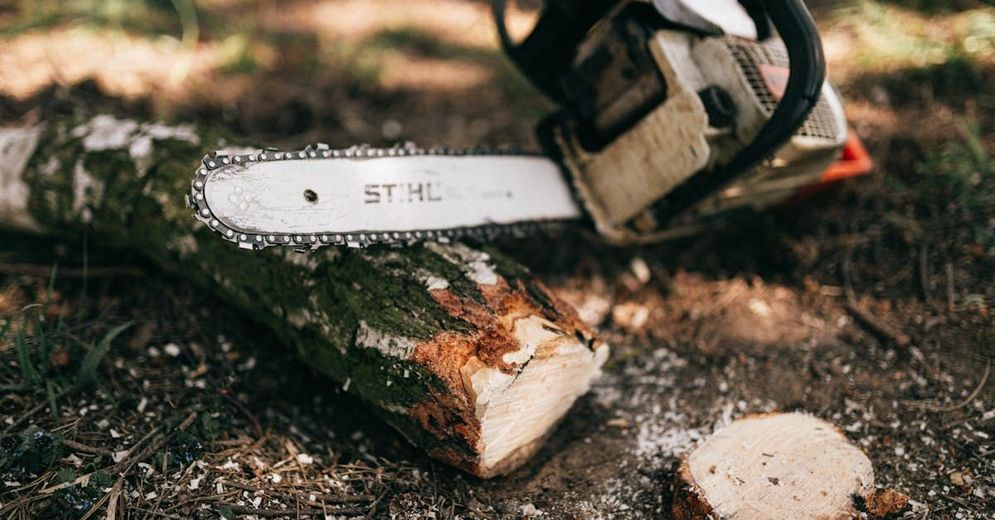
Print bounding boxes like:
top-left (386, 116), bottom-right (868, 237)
top-left (671, 413), bottom-right (908, 519)
top-left (0, 114), bottom-right (608, 478)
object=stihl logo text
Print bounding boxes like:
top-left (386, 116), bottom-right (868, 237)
top-left (364, 183), bottom-right (442, 204)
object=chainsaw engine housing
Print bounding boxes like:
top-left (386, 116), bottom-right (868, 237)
top-left (548, 16), bottom-right (846, 243)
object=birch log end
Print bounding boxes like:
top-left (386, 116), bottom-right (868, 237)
top-left (0, 113), bottom-right (609, 478)
top-left (671, 413), bottom-right (908, 519)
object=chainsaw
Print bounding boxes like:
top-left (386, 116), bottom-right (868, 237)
top-left (189, 0), bottom-right (867, 250)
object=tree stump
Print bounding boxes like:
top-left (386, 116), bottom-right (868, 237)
top-left (672, 413), bottom-right (908, 519)
top-left (0, 112), bottom-right (609, 478)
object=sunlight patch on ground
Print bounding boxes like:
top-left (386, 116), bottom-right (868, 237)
top-left (0, 284), bottom-right (26, 324)
top-left (0, 26), bottom-right (216, 101)
top-left (0, 9), bottom-right (511, 104)
top-left (376, 54), bottom-right (494, 91)
top-left (264, 0), bottom-right (537, 51)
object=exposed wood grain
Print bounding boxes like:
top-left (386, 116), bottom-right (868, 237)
top-left (672, 413), bottom-right (907, 519)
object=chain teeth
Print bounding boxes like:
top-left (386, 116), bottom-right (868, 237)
top-left (190, 143), bottom-right (561, 251)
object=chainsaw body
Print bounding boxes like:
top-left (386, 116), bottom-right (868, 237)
top-left (499, 0), bottom-right (849, 243)
top-left (189, 0), bottom-right (865, 251)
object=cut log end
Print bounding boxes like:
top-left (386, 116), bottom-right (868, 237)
top-left (672, 413), bottom-right (908, 520)
top-left (406, 246), bottom-right (610, 478)
top-left (468, 318), bottom-right (609, 477)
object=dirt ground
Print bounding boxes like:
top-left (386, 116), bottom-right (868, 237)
top-left (1, 0), bottom-right (993, 518)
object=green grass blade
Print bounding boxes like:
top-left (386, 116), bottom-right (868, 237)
top-left (46, 380), bottom-right (60, 418)
top-left (78, 233), bottom-right (88, 323)
top-left (74, 321), bottom-right (136, 390)
top-left (43, 261), bottom-right (58, 319)
top-left (16, 323), bottom-right (42, 386)
top-left (34, 317), bottom-right (50, 377)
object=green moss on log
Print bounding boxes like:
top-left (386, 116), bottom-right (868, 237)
top-left (7, 113), bottom-right (577, 474)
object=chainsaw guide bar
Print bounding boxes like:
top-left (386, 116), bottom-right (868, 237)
top-left (189, 143), bottom-right (582, 250)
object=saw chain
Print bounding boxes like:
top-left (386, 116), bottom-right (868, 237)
top-left (188, 143), bottom-right (574, 251)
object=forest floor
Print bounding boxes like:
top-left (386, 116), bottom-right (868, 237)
top-left (1, 0), bottom-right (993, 518)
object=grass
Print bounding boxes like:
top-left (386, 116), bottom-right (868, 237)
top-left (0, 267), bottom-right (133, 398)
top-left (0, 235), bottom-right (386, 518)
top-left (912, 121), bottom-right (995, 248)
top-left (823, 1), bottom-right (995, 86)
top-left (0, 264), bottom-right (135, 519)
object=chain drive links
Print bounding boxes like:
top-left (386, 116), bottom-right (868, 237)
top-left (189, 142), bottom-right (569, 251)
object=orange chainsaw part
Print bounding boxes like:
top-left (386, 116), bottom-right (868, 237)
top-left (787, 130), bottom-right (872, 204)
top-left (818, 131), bottom-right (873, 184)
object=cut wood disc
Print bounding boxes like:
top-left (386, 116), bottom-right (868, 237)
top-left (672, 412), bottom-right (905, 519)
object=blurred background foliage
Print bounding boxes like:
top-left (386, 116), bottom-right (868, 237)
top-left (0, 0), bottom-right (991, 147)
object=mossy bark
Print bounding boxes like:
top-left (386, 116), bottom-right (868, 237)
top-left (0, 114), bottom-right (607, 477)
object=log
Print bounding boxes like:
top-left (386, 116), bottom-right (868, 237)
top-left (0, 112), bottom-right (609, 478)
top-left (672, 413), bottom-right (908, 519)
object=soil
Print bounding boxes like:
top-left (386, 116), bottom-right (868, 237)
top-left (1, 0), bottom-right (993, 518)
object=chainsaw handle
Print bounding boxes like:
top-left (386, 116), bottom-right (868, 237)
top-left (493, 0), bottom-right (621, 102)
top-left (653, 0), bottom-right (827, 222)
top-left (734, 0), bottom-right (826, 172)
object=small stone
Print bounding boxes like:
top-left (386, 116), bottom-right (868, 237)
top-left (64, 454), bottom-right (83, 467)
top-left (630, 257), bottom-right (652, 285)
top-left (607, 418), bottom-right (631, 429)
top-left (519, 503), bottom-right (543, 517)
top-left (164, 343), bottom-right (181, 357)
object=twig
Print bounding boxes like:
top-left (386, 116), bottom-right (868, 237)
top-left (211, 503), bottom-right (367, 517)
top-left (107, 412), bottom-right (198, 475)
top-left (62, 438), bottom-right (114, 456)
top-left (130, 425), bottom-right (166, 454)
top-left (39, 415), bottom-right (195, 496)
top-left (104, 477), bottom-right (124, 520)
top-left (903, 360), bottom-right (991, 412)
top-left (220, 392), bottom-right (264, 439)
top-left (3, 387), bottom-right (70, 434)
top-left (77, 475), bottom-right (122, 520)
top-left (841, 247), bottom-right (856, 303)
top-left (945, 261), bottom-right (956, 310)
top-left (845, 301), bottom-right (910, 347)
top-left (129, 507), bottom-right (183, 519)
top-left (220, 480), bottom-right (376, 504)
top-left (918, 241), bottom-right (933, 304)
